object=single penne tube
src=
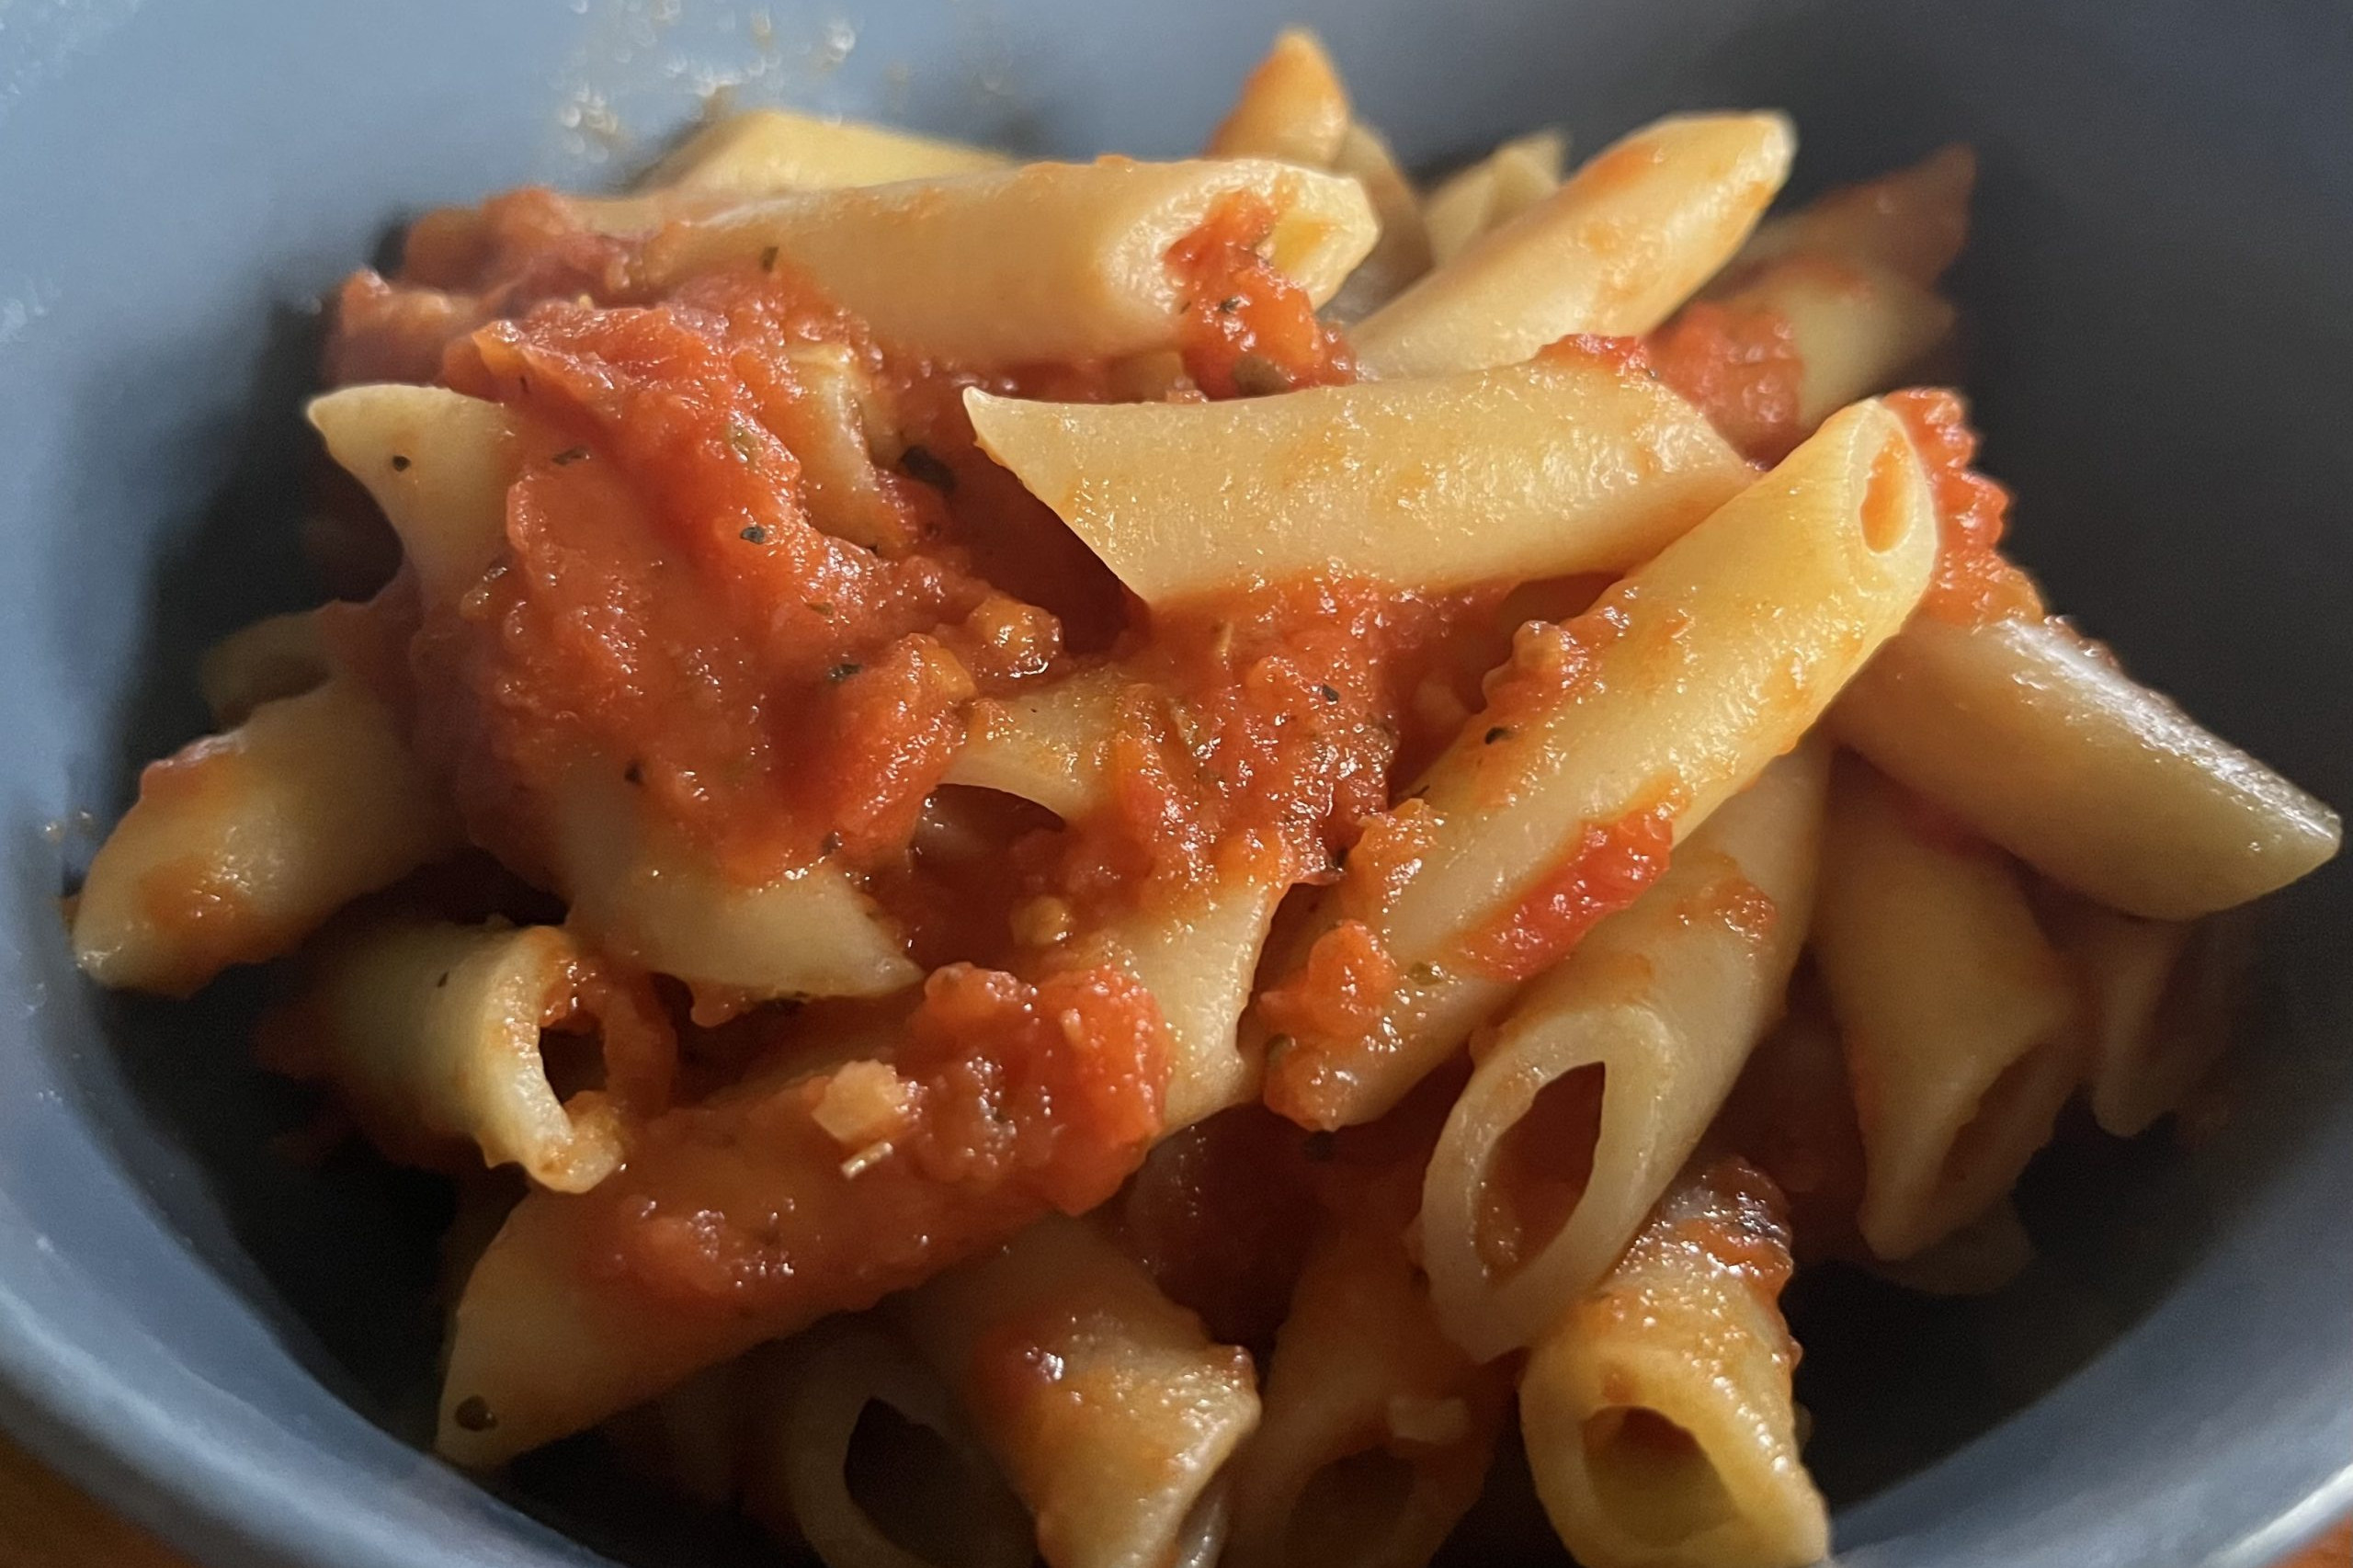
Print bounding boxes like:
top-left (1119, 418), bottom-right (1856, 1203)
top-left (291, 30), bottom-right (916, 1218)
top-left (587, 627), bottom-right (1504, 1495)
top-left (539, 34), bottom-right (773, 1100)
top-left (1832, 611), bottom-right (2342, 919)
top-left (900, 1215), bottom-right (1260, 1568)
top-left (1050, 865), bottom-right (1292, 1131)
top-left (2037, 891), bottom-right (2247, 1138)
top-left (1734, 142), bottom-right (1977, 287)
top-left (772, 341), bottom-right (919, 552)
top-left (307, 383), bottom-right (522, 607)
top-left (1733, 255), bottom-right (1956, 428)
top-left (741, 1321), bottom-right (1034, 1568)
top-left (965, 349), bottom-right (1750, 604)
top-left (555, 773), bottom-right (920, 1012)
top-left (71, 670), bottom-right (460, 996)
top-left (1519, 1158), bottom-right (1827, 1568)
top-left (262, 919), bottom-right (674, 1193)
top-left (641, 108), bottom-right (1011, 196)
top-left (1423, 130), bottom-right (1567, 267)
top-left (435, 963), bottom-right (1170, 1466)
top-left (1223, 1215), bottom-right (1509, 1568)
top-left (643, 159), bottom-right (1379, 364)
top-left (198, 608), bottom-right (329, 726)
top-left (944, 666), bottom-right (1124, 820)
top-left (1351, 112), bottom-right (1793, 379)
top-left (1204, 28), bottom-right (1353, 168)
top-left (1260, 400), bottom-right (1938, 1131)
top-left (1324, 120), bottom-right (1434, 321)
top-left (1810, 756), bottom-right (2082, 1260)
top-left (1422, 742), bottom-right (1828, 1360)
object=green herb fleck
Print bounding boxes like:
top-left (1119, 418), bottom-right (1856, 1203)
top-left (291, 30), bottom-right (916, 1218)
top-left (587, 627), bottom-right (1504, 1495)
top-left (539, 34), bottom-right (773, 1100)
top-left (551, 446), bottom-right (590, 466)
top-left (827, 662), bottom-right (863, 683)
top-left (1216, 295), bottom-right (1244, 313)
top-left (805, 600), bottom-right (835, 618)
top-left (739, 524), bottom-right (771, 544)
top-left (1485, 725), bottom-right (1511, 744)
top-left (1316, 684), bottom-right (1340, 703)
top-left (758, 244), bottom-right (780, 272)
top-left (1407, 961), bottom-right (1440, 985)
top-left (389, 453), bottom-right (411, 472)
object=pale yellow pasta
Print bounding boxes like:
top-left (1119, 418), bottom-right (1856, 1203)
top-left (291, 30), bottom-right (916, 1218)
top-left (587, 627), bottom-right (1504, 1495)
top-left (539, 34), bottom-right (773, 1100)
top-left (965, 353), bottom-right (1749, 604)
top-left (1204, 28), bottom-right (1352, 167)
top-left (643, 159), bottom-right (1379, 364)
top-left (741, 1322), bottom-right (1034, 1568)
top-left (72, 670), bottom-right (460, 996)
top-left (1520, 1161), bottom-right (1825, 1568)
top-left (1866, 1198), bottom-right (2034, 1298)
top-left (1811, 756), bottom-right (2081, 1260)
top-left (198, 609), bottom-right (328, 727)
top-left (1832, 613), bottom-right (2342, 919)
top-left (1324, 121), bottom-right (1434, 321)
top-left (1262, 400), bottom-right (1937, 1131)
top-left (642, 108), bottom-right (1012, 195)
top-left (1051, 865), bottom-right (1292, 1131)
top-left (900, 1215), bottom-right (1259, 1568)
top-left (1725, 254), bottom-right (1956, 426)
top-left (1351, 113), bottom-right (1793, 379)
top-left (773, 342), bottom-right (910, 552)
top-left (1421, 743), bottom-right (1828, 1360)
top-left (944, 667), bottom-right (1124, 820)
top-left (1735, 142), bottom-right (1977, 287)
top-left (307, 383), bottom-right (521, 607)
top-left (556, 773), bottom-right (919, 1012)
top-left (2039, 892), bottom-right (2245, 1138)
top-left (1224, 1216), bottom-right (1507, 1568)
top-left (1423, 130), bottom-right (1567, 266)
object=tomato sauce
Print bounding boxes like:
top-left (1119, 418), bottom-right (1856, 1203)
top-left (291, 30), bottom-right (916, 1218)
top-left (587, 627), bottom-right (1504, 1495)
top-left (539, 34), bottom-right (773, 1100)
top-left (1648, 301), bottom-right (1806, 463)
top-left (1166, 191), bottom-right (1356, 399)
top-left (1883, 386), bottom-right (2045, 626)
top-left (1453, 804), bottom-right (1677, 983)
top-left (587, 962), bottom-right (1167, 1315)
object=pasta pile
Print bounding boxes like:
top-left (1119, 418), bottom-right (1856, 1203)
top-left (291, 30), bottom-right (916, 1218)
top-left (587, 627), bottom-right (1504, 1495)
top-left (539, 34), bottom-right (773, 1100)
top-left (71, 29), bottom-right (2340, 1568)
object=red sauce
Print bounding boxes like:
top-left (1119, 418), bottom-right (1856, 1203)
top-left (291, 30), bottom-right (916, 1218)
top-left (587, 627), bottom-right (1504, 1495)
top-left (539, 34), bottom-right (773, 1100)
top-left (1648, 301), bottom-right (1806, 463)
top-left (1166, 191), bottom-right (1356, 399)
top-left (1452, 803), bottom-right (1677, 982)
top-left (1883, 387), bottom-right (2045, 626)
top-left (589, 963), bottom-right (1168, 1314)
top-left (1257, 920), bottom-right (1404, 1049)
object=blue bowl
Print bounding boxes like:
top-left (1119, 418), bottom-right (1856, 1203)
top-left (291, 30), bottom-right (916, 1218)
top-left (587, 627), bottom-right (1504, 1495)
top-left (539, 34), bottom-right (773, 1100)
top-left (0, 3), bottom-right (2347, 1565)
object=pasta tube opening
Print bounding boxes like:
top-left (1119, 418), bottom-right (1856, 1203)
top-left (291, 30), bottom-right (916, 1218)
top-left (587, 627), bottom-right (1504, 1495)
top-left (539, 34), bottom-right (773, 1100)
top-left (1475, 1062), bottom-right (1607, 1277)
top-left (1578, 1405), bottom-right (1739, 1547)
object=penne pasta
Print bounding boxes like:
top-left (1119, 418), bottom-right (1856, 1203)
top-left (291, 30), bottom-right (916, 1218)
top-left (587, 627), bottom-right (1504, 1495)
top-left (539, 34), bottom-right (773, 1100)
top-left (1351, 113), bottom-right (1793, 379)
top-left (2038, 891), bottom-right (2248, 1138)
top-left (643, 159), bottom-right (1380, 364)
top-left (198, 608), bottom-right (329, 726)
top-left (1421, 742), bottom-right (1828, 1360)
top-left (71, 670), bottom-right (460, 996)
top-left (1735, 142), bottom-right (1977, 288)
top-left (1260, 400), bottom-right (1938, 1130)
top-left (1423, 130), bottom-right (1568, 267)
top-left (435, 962), bottom-right (1170, 1466)
top-left (261, 918), bottom-right (674, 1193)
top-left (944, 666), bottom-right (1123, 820)
top-left (1734, 256), bottom-right (1955, 429)
top-left (1224, 1211), bottom-right (1508, 1568)
top-left (900, 1215), bottom-right (1260, 1568)
top-left (965, 348), bottom-right (1749, 604)
top-left (642, 108), bottom-right (1012, 196)
top-left (1867, 1197), bottom-right (2034, 1298)
top-left (1049, 867), bottom-right (1291, 1131)
top-left (1323, 121), bottom-right (1434, 321)
top-left (555, 773), bottom-right (920, 1015)
top-left (306, 382), bottom-right (522, 607)
top-left (1810, 755), bottom-right (2081, 1259)
top-left (741, 1321), bottom-right (1034, 1568)
top-left (1204, 29), bottom-right (1353, 169)
top-left (1519, 1158), bottom-right (1826, 1568)
top-left (1832, 612), bottom-right (2343, 919)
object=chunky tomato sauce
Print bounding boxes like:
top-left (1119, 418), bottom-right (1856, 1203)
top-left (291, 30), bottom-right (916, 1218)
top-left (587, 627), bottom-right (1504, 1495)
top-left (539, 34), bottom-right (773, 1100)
top-left (1648, 301), bottom-right (1806, 463)
top-left (1454, 804), bottom-right (1677, 983)
top-left (1166, 191), bottom-right (1356, 398)
top-left (1883, 386), bottom-right (2045, 626)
